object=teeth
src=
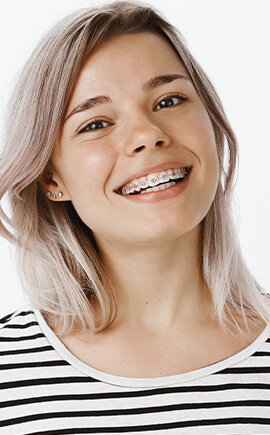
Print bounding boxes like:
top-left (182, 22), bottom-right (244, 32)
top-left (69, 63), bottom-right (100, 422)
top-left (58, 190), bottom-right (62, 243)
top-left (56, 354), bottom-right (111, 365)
top-left (139, 177), bottom-right (148, 189)
top-left (170, 168), bottom-right (186, 180)
top-left (129, 184), bottom-right (135, 194)
top-left (159, 171), bottom-right (170, 183)
top-left (132, 180), bottom-right (141, 192)
top-left (170, 171), bottom-right (177, 180)
top-left (148, 176), bottom-right (159, 187)
top-left (119, 167), bottom-right (188, 195)
top-left (141, 181), bottom-right (176, 194)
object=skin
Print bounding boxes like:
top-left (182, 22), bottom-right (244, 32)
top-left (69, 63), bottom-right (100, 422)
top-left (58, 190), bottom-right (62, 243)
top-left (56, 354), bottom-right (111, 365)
top-left (43, 32), bottom-right (263, 377)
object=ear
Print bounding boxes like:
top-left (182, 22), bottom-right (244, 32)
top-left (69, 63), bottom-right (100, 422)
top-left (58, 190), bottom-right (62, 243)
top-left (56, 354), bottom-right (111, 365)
top-left (39, 163), bottom-right (70, 202)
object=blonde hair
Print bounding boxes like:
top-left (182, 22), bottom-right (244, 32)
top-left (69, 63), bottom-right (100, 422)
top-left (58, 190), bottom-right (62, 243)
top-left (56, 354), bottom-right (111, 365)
top-left (0, 1), bottom-right (268, 334)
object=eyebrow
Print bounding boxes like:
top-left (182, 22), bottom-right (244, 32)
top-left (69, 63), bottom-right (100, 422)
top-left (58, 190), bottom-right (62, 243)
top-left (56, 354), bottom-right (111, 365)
top-left (143, 73), bottom-right (189, 92)
top-left (64, 95), bottom-right (112, 123)
top-left (64, 73), bottom-right (189, 123)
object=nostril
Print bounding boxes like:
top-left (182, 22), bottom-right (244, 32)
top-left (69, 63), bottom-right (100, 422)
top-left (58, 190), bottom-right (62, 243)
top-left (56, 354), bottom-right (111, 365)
top-left (134, 145), bottom-right (146, 153)
top-left (134, 141), bottom-right (163, 152)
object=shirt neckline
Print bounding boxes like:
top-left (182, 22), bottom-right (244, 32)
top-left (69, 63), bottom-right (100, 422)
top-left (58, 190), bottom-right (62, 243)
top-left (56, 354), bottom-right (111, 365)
top-left (34, 307), bottom-right (270, 388)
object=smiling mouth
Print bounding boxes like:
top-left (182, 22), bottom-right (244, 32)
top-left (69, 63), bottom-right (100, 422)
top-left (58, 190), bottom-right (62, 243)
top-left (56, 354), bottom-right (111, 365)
top-left (117, 167), bottom-right (191, 195)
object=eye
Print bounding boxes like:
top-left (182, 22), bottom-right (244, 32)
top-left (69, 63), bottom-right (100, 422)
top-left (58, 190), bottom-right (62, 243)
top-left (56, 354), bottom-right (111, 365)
top-left (78, 119), bottom-right (111, 134)
top-left (154, 94), bottom-right (187, 111)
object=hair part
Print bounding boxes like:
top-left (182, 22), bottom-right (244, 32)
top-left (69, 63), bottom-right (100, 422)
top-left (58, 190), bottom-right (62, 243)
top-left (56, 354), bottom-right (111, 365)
top-left (0, 1), bottom-right (269, 335)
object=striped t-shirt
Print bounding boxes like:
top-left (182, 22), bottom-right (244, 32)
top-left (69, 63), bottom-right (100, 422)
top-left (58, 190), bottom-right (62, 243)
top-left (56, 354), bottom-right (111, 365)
top-left (1, 306), bottom-right (270, 434)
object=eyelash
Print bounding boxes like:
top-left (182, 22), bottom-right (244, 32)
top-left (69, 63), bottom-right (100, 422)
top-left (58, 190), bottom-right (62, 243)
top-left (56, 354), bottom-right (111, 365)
top-left (154, 94), bottom-right (187, 111)
top-left (78, 93), bottom-right (187, 133)
top-left (78, 119), bottom-right (111, 134)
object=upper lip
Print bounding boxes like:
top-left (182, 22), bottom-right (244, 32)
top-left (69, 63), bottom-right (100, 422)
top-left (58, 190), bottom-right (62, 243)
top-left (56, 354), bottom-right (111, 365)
top-left (114, 161), bottom-right (192, 192)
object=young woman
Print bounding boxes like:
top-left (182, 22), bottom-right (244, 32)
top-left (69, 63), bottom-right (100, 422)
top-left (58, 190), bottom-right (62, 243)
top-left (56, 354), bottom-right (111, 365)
top-left (0, 2), bottom-right (269, 433)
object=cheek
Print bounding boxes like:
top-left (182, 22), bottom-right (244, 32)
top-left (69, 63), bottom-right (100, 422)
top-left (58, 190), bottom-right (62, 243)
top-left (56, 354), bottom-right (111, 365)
top-left (180, 109), bottom-right (218, 174)
top-left (171, 108), bottom-right (219, 197)
top-left (181, 110), bottom-right (216, 152)
top-left (57, 143), bottom-right (115, 197)
top-left (190, 112), bottom-right (219, 186)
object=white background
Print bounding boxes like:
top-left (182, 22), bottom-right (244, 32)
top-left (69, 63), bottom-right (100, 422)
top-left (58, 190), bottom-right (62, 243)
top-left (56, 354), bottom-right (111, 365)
top-left (0, 0), bottom-right (269, 317)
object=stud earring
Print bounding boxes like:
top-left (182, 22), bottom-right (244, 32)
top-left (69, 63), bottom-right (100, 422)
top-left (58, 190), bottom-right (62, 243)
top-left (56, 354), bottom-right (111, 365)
top-left (47, 191), bottom-right (63, 199)
top-left (47, 173), bottom-right (52, 180)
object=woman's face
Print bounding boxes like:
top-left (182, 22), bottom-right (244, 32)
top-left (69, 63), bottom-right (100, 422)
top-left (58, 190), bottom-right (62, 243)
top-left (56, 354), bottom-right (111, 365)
top-left (50, 32), bottom-right (219, 247)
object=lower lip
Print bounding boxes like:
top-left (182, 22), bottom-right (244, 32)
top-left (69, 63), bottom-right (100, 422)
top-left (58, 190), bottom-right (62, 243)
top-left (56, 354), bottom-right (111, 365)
top-left (116, 171), bottom-right (191, 203)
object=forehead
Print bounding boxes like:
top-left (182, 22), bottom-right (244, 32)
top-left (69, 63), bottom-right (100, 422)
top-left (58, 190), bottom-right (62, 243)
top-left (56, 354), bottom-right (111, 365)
top-left (69, 32), bottom-right (189, 102)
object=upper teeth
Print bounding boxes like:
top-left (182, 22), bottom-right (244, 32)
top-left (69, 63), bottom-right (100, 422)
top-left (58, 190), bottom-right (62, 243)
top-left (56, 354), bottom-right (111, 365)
top-left (119, 167), bottom-right (188, 195)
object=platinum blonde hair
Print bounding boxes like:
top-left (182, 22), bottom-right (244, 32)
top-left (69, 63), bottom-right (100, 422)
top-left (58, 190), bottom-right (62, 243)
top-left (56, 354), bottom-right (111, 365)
top-left (0, 1), bottom-right (269, 334)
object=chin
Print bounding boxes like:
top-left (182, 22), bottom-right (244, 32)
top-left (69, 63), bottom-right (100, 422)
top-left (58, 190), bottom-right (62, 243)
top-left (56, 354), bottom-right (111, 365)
top-left (126, 215), bottom-right (202, 246)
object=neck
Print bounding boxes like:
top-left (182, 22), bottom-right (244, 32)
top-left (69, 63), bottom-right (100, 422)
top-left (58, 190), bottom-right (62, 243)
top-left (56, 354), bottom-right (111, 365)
top-left (95, 225), bottom-right (213, 334)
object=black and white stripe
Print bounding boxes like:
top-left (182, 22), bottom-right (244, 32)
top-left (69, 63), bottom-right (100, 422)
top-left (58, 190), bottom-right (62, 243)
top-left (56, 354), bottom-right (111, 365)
top-left (1, 307), bottom-right (270, 434)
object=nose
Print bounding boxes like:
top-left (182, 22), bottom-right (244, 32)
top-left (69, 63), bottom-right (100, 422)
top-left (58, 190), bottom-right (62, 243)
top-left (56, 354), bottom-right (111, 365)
top-left (123, 113), bottom-right (170, 156)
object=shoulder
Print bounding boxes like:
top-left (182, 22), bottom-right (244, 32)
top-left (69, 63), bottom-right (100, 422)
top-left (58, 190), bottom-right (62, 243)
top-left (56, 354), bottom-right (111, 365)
top-left (0, 306), bottom-right (65, 389)
top-left (0, 305), bottom-right (50, 354)
top-left (0, 306), bottom-right (38, 335)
